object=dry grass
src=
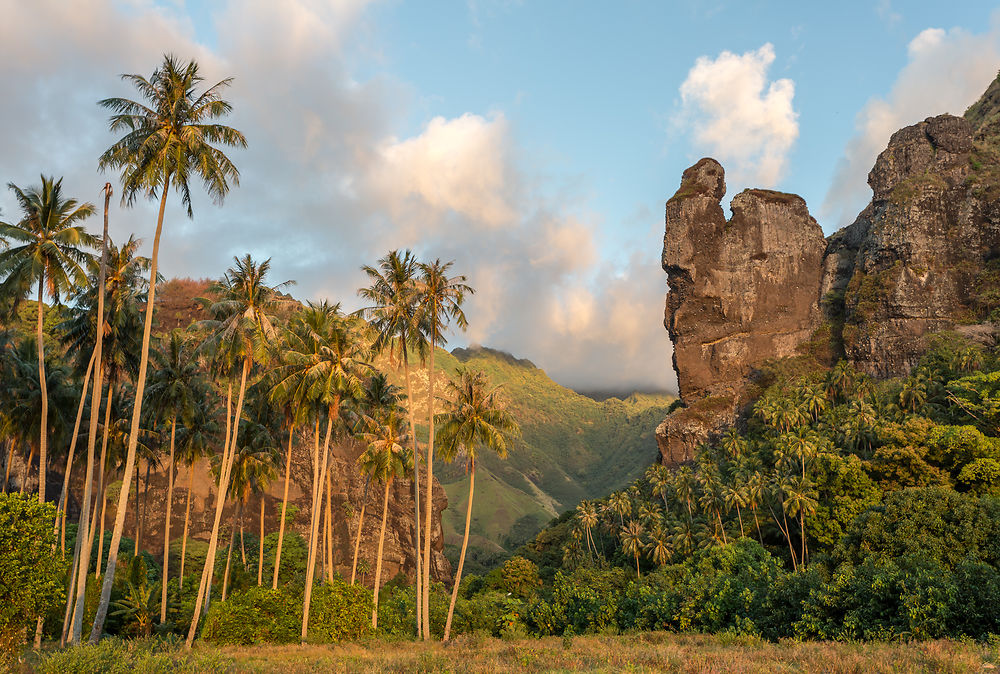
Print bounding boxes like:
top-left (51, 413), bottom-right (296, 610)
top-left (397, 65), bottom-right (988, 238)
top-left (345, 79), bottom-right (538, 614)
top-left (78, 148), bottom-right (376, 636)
top-left (206, 633), bottom-right (997, 674)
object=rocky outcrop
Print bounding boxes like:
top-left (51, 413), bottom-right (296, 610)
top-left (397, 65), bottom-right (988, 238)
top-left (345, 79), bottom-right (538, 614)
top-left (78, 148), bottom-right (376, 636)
top-left (657, 74), bottom-right (1000, 465)
top-left (658, 158), bottom-right (827, 463)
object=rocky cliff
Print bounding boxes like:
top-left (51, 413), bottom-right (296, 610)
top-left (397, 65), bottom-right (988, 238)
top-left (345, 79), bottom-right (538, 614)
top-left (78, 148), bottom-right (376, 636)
top-left (657, 73), bottom-right (1000, 464)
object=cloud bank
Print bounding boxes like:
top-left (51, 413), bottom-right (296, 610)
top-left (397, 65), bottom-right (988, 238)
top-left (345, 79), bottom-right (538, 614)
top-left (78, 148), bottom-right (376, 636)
top-left (822, 22), bottom-right (1000, 227)
top-left (676, 43), bottom-right (799, 188)
top-left (0, 0), bottom-right (674, 393)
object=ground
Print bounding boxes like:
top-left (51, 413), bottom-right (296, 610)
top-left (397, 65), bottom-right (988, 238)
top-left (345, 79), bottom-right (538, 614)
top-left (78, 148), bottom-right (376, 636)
top-left (23, 633), bottom-right (999, 673)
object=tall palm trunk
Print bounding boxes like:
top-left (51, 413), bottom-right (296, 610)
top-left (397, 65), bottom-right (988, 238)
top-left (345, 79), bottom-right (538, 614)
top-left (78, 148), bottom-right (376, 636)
top-left (302, 410), bottom-right (334, 644)
top-left (258, 496), bottom-right (265, 586)
top-left (186, 357), bottom-right (249, 647)
top-left (421, 331), bottom-right (437, 640)
top-left (402, 349), bottom-right (423, 637)
top-left (133, 460), bottom-right (142, 555)
top-left (3, 442), bottom-right (12, 492)
top-left (90, 383), bottom-right (114, 569)
top-left (800, 511), bottom-right (807, 569)
top-left (222, 508), bottom-right (238, 602)
top-left (443, 461), bottom-right (475, 641)
top-left (60, 513), bottom-right (85, 646)
top-left (161, 419), bottom-right (176, 623)
top-left (90, 177), bottom-right (170, 644)
top-left (371, 477), bottom-right (392, 630)
top-left (58, 350), bottom-right (96, 553)
top-left (180, 465), bottom-right (194, 590)
top-left (70, 181), bottom-right (111, 644)
top-left (36, 278), bottom-right (49, 504)
top-left (753, 505), bottom-right (763, 544)
top-left (350, 477), bottom-right (370, 585)
top-left (272, 424), bottom-right (295, 588)
top-left (95, 478), bottom-right (108, 576)
top-left (735, 504), bottom-right (745, 538)
top-left (325, 468), bottom-right (334, 583)
top-left (140, 461), bottom-right (152, 556)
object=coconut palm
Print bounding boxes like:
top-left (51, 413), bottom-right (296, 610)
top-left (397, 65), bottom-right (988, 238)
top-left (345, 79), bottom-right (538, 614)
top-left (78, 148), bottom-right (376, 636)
top-left (576, 500), bottom-right (599, 558)
top-left (349, 372), bottom-right (405, 586)
top-left (145, 330), bottom-right (201, 622)
top-left (356, 408), bottom-right (409, 630)
top-left (783, 475), bottom-right (818, 568)
top-left (357, 249), bottom-right (429, 634)
top-left (621, 520), bottom-right (645, 579)
top-left (175, 399), bottom-right (216, 589)
top-left (185, 255), bottom-right (290, 645)
top-left (645, 522), bottom-right (672, 566)
top-left (416, 259), bottom-right (472, 639)
top-left (91, 55), bottom-right (245, 644)
top-left (437, 368), bottom-right (519, 641)
top-left (0, 176), bottom-right (95, 505)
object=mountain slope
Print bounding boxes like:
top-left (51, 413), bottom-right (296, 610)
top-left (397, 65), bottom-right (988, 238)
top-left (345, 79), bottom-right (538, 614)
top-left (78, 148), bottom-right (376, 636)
top-left (389, 346), bottom-right (674, 570)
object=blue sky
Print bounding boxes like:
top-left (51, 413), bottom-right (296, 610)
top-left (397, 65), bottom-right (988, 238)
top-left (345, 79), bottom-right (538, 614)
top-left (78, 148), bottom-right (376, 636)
top-left (1, 1), bottom-right (999, 392)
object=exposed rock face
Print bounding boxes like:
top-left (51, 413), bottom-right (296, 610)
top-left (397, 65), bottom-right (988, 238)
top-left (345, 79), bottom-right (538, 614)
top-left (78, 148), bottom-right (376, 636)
top-left (657, 75), bottom-right (1000, 464)
top-left (658, 158), bottom-right (826, 463)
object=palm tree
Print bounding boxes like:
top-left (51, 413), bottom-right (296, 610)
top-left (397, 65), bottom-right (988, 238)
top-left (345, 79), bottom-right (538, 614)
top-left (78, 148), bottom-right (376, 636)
top-left (621, 520), bottom-right (645, 578)
top-left (92, 55), bottom-right (245, 645)
top-left (783, 475), bottom-right (818, 568)
top-left (349, 372), bottom-right (405, 586)
top-left (357, 249), bottom-right (429, 635)
top-left (645, 521), bottom-right (672, 566)
top-left (175, 399), bottom-right (216, 589)
top-left (576, 501), bottom-right (599, 558)
top-left (673, 466), bottom-right (697, 524)
top-left (437, 368), bottom-right (519, 641)
top-left (416, 259), bottom-right (472, 640)
top-left (0, 176), bottom-right (95, 505)
top-left (145, 330), bottom-right (200, 622)
top-left (185, 255), bottom-right (289, 646)
top-left (357, 408), bottom-right (409, 630)
top-left (645, 464), bottom-right (671, 509)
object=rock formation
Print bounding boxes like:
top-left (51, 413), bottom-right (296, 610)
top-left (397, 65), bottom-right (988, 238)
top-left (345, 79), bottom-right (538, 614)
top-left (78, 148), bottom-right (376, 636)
top-left (657, 74), bottom-right (1000, 465)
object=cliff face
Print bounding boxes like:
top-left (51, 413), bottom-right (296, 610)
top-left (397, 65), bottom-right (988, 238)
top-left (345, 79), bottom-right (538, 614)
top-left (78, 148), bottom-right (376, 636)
top-left (658, 158), bottom-right (826, 463)
top-left (658, 74), bottom-right (1000, 464)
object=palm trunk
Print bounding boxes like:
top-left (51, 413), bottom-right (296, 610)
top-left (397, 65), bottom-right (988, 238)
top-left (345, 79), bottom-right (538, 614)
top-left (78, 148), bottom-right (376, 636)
top-left (21, 446), bottom-right (35, 494)
top-left (272, 424), bottom-right (295, 589)
top-left (161, 419), bottom-right (176, 623)
top-left (371, 477), bottom-right (392, 630)
top-left (186, 357), bottom-right (249, 647)
top-left (133, 460), bottom-right (141, 556)
top-left (258, 496), bottom-right (265, 586)
top-left (96, 479), bottom-right (108, 577)
top-left (635, 552), bottom-right (641, 579)
top-left (421, 332), bottom-right (437, 640)
top-left (735, 504), bottom-right (745, 538)
top-left (753, 505), bottom-right (763, 544)
top-left (800, 511), bottom-right (806, 569)
top-left (180, 464), bottom-right (194, 590)
top-left (36, 278), bottom-right (48, 504)
top-left (301, 411), bottom-right (334, 645)
top-left (58, 350), bottom-right (96, 553)
top-left (60, 511), bottom-right (86, 646)
top-left (89, 177), bottom-right (169, 644)
top-left (402, 349), bottom-right (423, 637)
top-left (240, 505), bottom-right (247, 568)
top-left (222, 509), bottom-right (237, 602)
top-left (716, 508), bottom-right (728, 545)
top-left (3, 443), bottom-right (12, 492)
top-left (141, 461), bottom-right (152, 556)
top-left (90, 383), bottom-right (113, 567)
top-left (324, 468), bottom-right (334, 583)
top-left (443, 461), bottom-right (475, 641)
top-left (350, 477), bottom-right (369, 585)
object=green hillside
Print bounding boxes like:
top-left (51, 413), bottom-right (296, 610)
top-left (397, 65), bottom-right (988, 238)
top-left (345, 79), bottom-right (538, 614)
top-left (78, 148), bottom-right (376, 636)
top-left (389, 346), bottom-right (674, 572)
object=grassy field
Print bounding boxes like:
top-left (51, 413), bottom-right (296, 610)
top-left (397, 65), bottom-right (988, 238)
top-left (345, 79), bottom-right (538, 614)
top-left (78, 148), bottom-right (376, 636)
top-left (27, 633), bottom-right (998, 673)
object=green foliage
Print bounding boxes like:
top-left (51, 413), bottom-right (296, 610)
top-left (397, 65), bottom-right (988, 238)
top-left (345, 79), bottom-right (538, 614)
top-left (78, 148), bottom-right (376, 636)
top-left (500, 556), bottom-right (541, 599)
top-left (307, 579), bottom-right (374, 643)
top-left (202, 586), bottom-right (299, 645)
top-left (837, 488), bottom-right (1000, 570)
top-left (0, 494), bottom-right (67, 660)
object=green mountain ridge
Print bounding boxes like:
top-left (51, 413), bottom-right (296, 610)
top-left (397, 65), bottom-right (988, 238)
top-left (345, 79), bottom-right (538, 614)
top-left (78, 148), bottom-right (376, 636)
top-left (389, 344), bottom-right (675, 572)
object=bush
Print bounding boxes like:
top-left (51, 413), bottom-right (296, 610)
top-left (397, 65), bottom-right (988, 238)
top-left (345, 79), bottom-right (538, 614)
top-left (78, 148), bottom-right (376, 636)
top-left (201, 586), bottom-right (299, 645)
top-left (0, 494), bottom-right (67, 661)
top-left (307, 578), bottom-right (373, 643)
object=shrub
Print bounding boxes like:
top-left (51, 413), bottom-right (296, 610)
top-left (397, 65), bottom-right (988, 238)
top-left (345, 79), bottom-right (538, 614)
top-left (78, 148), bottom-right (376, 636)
top-left (201, 586), bottom-right (299, 645)
top-left (0, 494), bottom-right (67, 662)
top-left (308, 578), bottom-right (373, 643)
top-left (500, 556), bottom-right (541, 599)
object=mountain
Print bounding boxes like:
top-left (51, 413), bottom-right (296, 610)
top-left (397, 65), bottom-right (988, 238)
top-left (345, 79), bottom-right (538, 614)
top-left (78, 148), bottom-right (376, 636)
top-left (382, 346), bottom-right (674, 572)
top-left (657, 72), bottom-right (1000, 463)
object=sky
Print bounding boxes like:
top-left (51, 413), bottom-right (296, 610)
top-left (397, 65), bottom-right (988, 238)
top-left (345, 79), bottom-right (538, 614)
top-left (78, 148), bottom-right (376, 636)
top-left (1, 1), bottom-right (999, 394)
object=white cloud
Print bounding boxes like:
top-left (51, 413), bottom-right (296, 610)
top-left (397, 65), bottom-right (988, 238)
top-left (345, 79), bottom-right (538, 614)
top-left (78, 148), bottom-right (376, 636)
top-left (822, 23), bottom-right (1000, 227)
top-left (676, 43), bottom-right (798, 188)
top-left (0, 0), bottom-right (674, 393)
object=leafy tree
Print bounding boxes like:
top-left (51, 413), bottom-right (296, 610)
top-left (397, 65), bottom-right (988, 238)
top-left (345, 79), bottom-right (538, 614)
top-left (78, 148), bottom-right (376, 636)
top-left (0, 494), bottom-right (67, 660)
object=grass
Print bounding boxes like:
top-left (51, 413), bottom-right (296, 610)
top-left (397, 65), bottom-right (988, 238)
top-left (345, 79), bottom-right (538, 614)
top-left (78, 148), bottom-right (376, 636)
top-left (24, 633), bottom-right (997, 673)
